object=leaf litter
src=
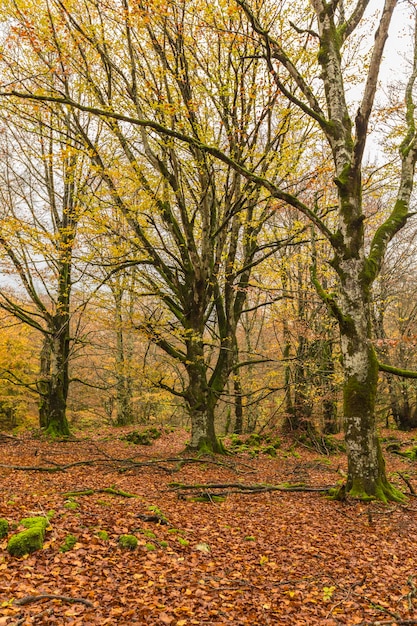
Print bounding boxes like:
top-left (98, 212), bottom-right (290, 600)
top-left (1, 427), bottom-right (417, 625)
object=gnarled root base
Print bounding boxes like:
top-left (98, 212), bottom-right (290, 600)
top-left (185, 436), bottom-right (227, 455)
top-left (348, 477), bottom-right (406, 503)
top-left (330, 479), bottom-right (406, 503)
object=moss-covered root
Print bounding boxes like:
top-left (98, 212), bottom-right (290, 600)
top-left (0, 518), bottom-right (9, 539)
top-left (7, 516), bottom-right (49, 557)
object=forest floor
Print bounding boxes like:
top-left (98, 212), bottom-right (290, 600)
top-left (1, 426), bottom-right (417, 626)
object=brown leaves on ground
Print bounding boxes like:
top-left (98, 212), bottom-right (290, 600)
top-left (1, 427), bottom-right (417, 625)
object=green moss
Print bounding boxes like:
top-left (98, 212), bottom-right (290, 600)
top-left (143, 530), bottom-right (156, 539)
top-left (159, 541), bottom-right (168, 548)
top-left (20, 517), bottom-right (49, 530)
top-left (122, 427), bottom-right (161, 446)
top-left (347, 477), bottom-right (405, 503)
top-left (343, 347), bottom-right (379, 417)
top-left (228, 432), bottom-right (280, 456)
top-left (60, 534), bottom-right (77, 553)
top-left (190, 494), bottom-right (226, 503)
top-left (96, 530), bottom-right (109, 541)
top-left (177, 537), bottom-right (189, 546)
top-left (262, 446), bottom-right (277, 457)
top-left (147, 505), bottom-right (168, 523)
top-left (102, 487), bottom-right (137, 498)
top-left (145, 542), bottom-right (156, 550)
top-left (119, 534), bottom-right (138, 550)
top-left (64, 501), bottom-right (79, 510)
top-left (0, 518), bottom-right (9, 539)
top-left (7, 517), bottom-right (49, 557)
top-left (196, 436), bottom-right (227, 455)
top-left (44, 419), bottom-right (70, 439)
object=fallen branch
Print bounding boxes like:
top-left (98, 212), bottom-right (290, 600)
top-left (358, 618), bottom-right (417, 626)
top-left (14, 593), bottom-right (93, 607)
top-left (0, 432), bottom-right (20, 443)
top-left (62, 487), bottom-right (137, 498)
top-left (397, 472), bottom-right (416, 495)
top-left (0, 461), bottom-right (96, 472)
top-left (168, 482), bottom-right (332, 495)
top-left (0, 455), bottom-right (254, 474)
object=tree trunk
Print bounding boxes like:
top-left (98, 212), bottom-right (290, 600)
top-left (339, 264), bottom-right (403, 501)
top-left (44, 325), bottom-right (70, 437)
top-left (320, 340), bottom-right (339, 434)
top-left (184, 342), bottom-right (224, 453)
top-left (114, 295), bottom-right (133, 426)
top-left (233, 373), bottom-right (243, 435)
top-left (38, 336), bottom-right (51, 429)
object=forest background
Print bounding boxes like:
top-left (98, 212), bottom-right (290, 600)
top-left (0, 0), bottom-right (417, 502)
top-left (4, 1), bottom-right (417, 624)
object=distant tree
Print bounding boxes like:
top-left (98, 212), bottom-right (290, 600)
top-left (0, 110), bottom-right (95, 436)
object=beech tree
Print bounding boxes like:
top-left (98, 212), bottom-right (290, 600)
top-left (0, 0), bottom-right (312, 450)
top-left (0, 109), bottom-right (95, 436)
top-left (231, 0), bottom-right (417, 500)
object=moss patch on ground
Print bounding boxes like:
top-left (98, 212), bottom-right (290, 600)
top-left (0, 518), bottom-right (9, 539)
top-left (7, 516), bottom-right (49, 557)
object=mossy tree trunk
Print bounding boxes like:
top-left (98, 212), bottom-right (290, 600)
top-left (45, 332), bottom-right (70, 437)
top-left (305, 0), bottom-right (416, 500)
top-left (184, 337), bottom-right (218, 452)
top-left (337, 261), bottom-right (397, 499)
top-left (38, 336), bottom-right (51, 429)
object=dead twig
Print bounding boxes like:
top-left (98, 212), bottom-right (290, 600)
top-left (14, 593), bottom-right (93, 607)
top-left (397, 472), bottom-right (416, 495)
